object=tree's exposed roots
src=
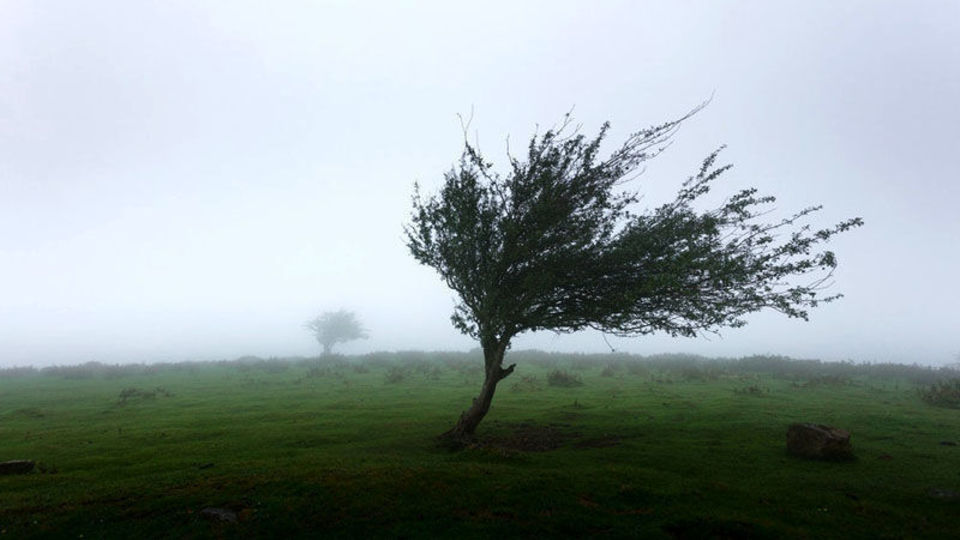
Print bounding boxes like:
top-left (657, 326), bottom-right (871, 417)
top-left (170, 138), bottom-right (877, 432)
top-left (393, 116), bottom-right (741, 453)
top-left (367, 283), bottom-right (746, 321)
top-left (435, 428), bottom-right (476, 451)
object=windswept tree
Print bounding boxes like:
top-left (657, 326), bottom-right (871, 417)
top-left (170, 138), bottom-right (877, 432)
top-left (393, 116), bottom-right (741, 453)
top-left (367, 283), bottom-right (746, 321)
top-left (304, 309), bottom-right (368, 356)
top-left (405, 107), bottom-right (862, 445)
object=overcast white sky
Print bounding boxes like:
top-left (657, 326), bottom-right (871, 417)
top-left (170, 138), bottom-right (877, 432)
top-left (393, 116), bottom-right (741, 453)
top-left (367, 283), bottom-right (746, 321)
top-left (1, 1), bottom-right (958, 367)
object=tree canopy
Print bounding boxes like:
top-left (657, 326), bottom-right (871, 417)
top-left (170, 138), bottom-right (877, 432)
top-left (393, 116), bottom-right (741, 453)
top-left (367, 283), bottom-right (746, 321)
top-left (405, 108), bottom-right (862, 442)
top-left (304, 309), bottom-right (368, 356)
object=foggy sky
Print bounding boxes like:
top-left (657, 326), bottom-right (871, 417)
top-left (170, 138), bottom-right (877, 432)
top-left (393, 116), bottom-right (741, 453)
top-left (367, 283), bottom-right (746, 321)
top-left (2, 1), bottom-right (958, 367)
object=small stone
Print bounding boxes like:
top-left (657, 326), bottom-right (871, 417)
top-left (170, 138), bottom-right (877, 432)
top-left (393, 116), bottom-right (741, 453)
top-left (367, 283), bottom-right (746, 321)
top-left (786, 423), bottom-right (854, 461)
top-left (927, 488), bottom-right (960, 500)
top-left (0, 460), bottom-right (35, 475)
top-left (200, 507), bottom-right (238, 523)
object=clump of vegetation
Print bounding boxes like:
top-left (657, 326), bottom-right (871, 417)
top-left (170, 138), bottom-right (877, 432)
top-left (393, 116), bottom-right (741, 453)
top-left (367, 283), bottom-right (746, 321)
top-left (678, 365), bottom-right (723, 382)
top-left (734, 385), bottom-right (767, 396)
top-left (547, 370), bottom-right (584, 388)
top-left (384, 366), bottom-right (409, 384)
top-left (650, 372), bottom-right (676, 384)
top-left (235, 356), bottom-right (291, 373)
top-left (117, 386), bottom-right (172, 405)
top-left (425, 366), bottom-right (444, 381)
top-left (0, 366), bottom-right (38, 378)
top-left (46, 362), bottom-right (145, 379)
top-left (451, 363), bottom-right (483, 378)
top-left (35, 462), bottom-right (59, 475)
top-left (305, 365), bottom-right (336, 378)
top-left (917, 378), bottom-right (960, 408)
top-left (736, 355), bottom-right (954, 386)
top-left (797, 374), bottom-right (852, 388)
top-left (510, 376), bottom-right (542, 392)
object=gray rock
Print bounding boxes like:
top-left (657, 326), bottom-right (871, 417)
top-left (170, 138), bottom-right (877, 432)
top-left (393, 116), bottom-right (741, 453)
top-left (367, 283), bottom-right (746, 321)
top-left (786, 423), bottom-right (854, 461)
top-left (0, 460), bottom-right (35, 475)
top-left (200, 507), bottom-right (238, 523)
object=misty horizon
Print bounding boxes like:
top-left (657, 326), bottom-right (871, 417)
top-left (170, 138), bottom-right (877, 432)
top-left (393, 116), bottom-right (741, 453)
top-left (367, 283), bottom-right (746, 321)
top-left (2, 2), bottom-right (959, 368)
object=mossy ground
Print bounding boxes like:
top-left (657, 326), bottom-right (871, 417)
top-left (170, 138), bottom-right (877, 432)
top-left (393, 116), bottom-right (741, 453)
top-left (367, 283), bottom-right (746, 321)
top-left (1, 353), bottom-right (958, 538)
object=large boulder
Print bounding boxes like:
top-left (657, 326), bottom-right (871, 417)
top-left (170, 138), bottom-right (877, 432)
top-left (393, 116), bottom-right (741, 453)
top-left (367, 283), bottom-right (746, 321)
top-left (786, 423), bottom-right (854, 461)
top-left (0, 460), bottom-right (35, 475)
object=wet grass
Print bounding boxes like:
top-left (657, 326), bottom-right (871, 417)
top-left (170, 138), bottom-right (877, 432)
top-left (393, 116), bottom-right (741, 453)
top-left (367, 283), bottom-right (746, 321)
top-left (0, 353), bottom-right (958, 538)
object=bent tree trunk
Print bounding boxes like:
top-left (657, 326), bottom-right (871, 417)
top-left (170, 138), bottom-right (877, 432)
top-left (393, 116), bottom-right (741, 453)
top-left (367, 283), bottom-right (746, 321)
top-left (440, 339), bottom-right (515, 447)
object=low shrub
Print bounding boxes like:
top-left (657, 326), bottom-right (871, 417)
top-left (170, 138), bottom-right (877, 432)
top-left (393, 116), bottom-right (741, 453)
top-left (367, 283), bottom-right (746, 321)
top-left (510, 375), bottom-right (542, 392)
top-left (384, 367), bottom-right (409, 384)
top-left (547, 370), bottom-right (583, 388)
top-left (117, 386), bottom-right (172, 405)
top-left (917, 378), bottom-right (960, 408)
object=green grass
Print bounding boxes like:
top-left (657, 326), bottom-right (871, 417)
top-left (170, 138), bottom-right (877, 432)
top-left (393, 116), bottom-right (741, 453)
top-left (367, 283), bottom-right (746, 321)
top-left (1, 354), bottom-right (958, 538)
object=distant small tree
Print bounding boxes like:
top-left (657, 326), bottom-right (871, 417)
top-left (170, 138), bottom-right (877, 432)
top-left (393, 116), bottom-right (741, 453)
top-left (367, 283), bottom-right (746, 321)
top-left (406, 107), bottom-right (862, 445)
top-left (304, 309), bottom-right (368, 356)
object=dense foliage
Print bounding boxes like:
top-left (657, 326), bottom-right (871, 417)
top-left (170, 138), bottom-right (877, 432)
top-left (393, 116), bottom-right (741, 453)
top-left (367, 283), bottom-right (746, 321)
top-left (407, 110), bottom-right (862, 346)
top-left (405, 108), bottom-right (862, 438)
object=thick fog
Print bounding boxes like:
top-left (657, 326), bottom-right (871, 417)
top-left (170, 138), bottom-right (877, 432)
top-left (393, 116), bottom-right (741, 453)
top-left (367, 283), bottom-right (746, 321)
top-left (1, 1), bottom-right (958, 367)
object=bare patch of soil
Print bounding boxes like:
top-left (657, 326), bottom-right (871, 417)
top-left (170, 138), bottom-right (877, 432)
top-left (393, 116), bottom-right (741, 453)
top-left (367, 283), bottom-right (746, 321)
top-left (475, 422), bottom-right (625, 452)
top-left (479, 422), bottom-right (580, 452)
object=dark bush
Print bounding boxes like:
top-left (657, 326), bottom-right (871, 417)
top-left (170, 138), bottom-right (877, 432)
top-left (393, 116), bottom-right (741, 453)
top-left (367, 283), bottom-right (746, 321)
top-left (547, 370), bottom-right (583, 388)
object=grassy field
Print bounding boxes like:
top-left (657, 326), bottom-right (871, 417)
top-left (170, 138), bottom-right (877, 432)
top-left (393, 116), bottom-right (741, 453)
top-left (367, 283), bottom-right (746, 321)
top-left (1, 352), bottom-right (958, 538)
